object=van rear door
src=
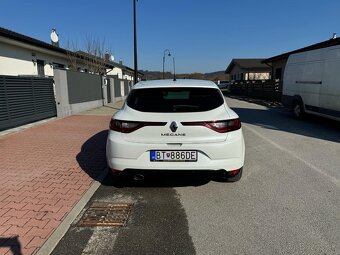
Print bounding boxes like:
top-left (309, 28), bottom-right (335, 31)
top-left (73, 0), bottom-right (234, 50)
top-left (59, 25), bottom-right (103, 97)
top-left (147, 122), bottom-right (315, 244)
top-left (319, 46), bottom-right (340, 115)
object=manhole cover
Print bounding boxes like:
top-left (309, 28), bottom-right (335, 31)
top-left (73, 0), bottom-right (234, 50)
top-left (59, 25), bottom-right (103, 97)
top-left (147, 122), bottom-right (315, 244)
top-left (78, 202), bottom-right (132, 227)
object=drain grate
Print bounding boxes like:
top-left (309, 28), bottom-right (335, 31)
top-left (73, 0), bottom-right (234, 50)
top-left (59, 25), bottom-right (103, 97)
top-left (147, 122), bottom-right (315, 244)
top-left (78, 202), bottom-right (132, 227)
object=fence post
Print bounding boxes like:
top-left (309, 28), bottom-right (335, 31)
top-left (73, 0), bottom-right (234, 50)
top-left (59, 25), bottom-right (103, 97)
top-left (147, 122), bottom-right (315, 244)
top-left (54, 69), bottom-right (71, 117)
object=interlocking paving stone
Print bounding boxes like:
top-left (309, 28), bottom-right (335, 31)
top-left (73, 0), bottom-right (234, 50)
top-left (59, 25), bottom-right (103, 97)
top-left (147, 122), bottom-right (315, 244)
top-left (0, 113), bottom-right (113, 255)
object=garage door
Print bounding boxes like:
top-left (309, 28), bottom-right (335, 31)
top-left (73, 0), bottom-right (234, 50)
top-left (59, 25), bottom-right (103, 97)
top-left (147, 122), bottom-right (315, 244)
top-left (0, 75), bottom-right (57, 131)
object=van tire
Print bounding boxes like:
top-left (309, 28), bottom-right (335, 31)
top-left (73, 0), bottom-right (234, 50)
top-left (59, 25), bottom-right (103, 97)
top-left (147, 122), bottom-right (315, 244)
top-left (293, 101), bottom-right (305, 119)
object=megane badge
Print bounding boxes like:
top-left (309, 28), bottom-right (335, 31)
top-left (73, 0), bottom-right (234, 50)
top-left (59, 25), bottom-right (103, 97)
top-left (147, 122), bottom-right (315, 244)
top-left (170, 121), bottom-right (178, 132)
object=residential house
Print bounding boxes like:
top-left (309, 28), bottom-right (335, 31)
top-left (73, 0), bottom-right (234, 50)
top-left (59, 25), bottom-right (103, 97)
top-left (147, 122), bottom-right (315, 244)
top-left (0, 26), bottom-right (144, 130)
top-left (225, 59), bottom-right (271, 81)
top-left (107, 60), bottom-right (143, 83)
top-left (263, 36), bottom-right (340, 80)
top-left (0, 27), bottom-right (72, 77)
top-left (0, 26), bottom-right (142, 81)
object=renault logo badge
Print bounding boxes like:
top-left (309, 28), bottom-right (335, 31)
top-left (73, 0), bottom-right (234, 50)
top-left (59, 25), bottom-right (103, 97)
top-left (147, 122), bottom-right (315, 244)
top-left (170, 121), bottom-right (178, 132)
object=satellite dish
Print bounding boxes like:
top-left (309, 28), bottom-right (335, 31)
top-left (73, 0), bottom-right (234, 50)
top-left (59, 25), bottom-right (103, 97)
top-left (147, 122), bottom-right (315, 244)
top-left (110, 55), bottom-right (115, 62)
top-left (50, 29), bottom-right (59, 45)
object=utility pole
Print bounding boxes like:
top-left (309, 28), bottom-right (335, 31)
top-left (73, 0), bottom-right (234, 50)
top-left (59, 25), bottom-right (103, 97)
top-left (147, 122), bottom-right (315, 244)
top-left (133, 0), bottom-right (138, 84)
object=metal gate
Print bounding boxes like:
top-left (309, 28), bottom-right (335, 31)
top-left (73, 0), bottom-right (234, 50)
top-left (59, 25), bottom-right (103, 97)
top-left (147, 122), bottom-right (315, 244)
top-left (0, 75), bottom-right (57, 131)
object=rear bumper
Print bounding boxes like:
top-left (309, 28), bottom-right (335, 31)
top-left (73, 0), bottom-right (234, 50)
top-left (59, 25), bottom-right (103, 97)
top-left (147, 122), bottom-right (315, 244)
top-left (106, 129), bottom-right (245, 172)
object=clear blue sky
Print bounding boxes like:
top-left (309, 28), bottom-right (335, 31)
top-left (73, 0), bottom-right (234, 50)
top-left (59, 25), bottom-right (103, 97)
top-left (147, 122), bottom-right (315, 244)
top-left (1, 0), bottom-right (339, 73)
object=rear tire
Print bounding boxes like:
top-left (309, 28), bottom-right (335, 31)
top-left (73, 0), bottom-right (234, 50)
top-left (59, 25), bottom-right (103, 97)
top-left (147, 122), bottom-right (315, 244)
top-left (109, 170), bottom-right (125, 187)
top-left (293, 101), bottom-right (305, 119)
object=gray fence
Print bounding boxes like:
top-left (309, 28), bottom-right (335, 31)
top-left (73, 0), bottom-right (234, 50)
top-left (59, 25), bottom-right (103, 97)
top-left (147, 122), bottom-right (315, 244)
top-left (230, 80), bottom-right (282, 101)
top-left (0, 75), bottom-right (56, 131)
top-left (67, 70), bottom-right (103, 104)
top-left (107, 75), bottom-right (131, 100)
top-left (54, 69), bottom-right (105, 117)
top-left (0, 70), bottom-right (133, 131)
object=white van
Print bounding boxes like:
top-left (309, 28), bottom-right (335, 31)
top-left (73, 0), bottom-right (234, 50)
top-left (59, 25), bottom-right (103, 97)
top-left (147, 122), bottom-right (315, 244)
top-left (282, 45), bottom-right (340, 121)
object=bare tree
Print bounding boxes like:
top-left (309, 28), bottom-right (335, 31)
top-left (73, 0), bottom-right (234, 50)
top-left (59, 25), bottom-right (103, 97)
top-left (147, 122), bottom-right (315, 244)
top-left (82, 35), bottom-right (108, 74)
top-left (66, 40), bottom-right (80, 71)
top-left (66, 35), bottom-right (112, 74)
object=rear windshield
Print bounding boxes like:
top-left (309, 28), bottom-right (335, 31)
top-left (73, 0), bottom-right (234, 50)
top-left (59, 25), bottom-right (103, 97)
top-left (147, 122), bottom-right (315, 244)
top-left (126, 87), bottom-right (224, 112)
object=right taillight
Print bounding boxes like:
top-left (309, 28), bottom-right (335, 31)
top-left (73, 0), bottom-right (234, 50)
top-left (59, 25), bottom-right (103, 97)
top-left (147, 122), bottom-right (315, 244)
top-left (182, 118), bottom-right (241, 133)
top-left (109, 119), bottom-right (166, 133)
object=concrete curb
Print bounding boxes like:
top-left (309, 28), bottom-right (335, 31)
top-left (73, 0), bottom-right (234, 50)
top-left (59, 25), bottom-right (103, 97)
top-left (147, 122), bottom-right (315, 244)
top-left (36, 168), bottom-right (108, 255)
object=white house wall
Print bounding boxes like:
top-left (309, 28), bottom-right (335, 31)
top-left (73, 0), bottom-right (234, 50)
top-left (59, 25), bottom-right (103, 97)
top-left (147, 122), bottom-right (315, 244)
top-left (107, 67), bottom-right (123, 79)
top-left (229, 64), bottom-right (270, 81)
top-left (123, 73), bottom-right (134, 81)
top-left (0, 41), bottom-right (68, 76)
top-left (247, 72), bottom-right (270, 80)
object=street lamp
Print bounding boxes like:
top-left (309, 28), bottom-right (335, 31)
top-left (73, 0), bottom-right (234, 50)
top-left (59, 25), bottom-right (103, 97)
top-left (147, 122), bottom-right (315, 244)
top-left (162, 49), bottom-right (171, 79)
top-left (133, 0), bottom-right (138, 84)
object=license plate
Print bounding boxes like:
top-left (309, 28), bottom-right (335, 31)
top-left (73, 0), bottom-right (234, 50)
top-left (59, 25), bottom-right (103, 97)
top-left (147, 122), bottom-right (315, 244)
top-left (150, 150), bottom-right (198, 162)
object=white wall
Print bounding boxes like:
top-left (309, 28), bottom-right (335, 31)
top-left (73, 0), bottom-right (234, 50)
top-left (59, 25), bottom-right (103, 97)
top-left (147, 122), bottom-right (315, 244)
top-left (247, 72), bottom-right (270, 80)
top-left (229, 64), bottom-right (270, 81)
top-left (123, 73), bottom-right (133, 81)
top-left (107, 67), bottom-right (123, 79)
top-left (0, 41), bottom-right (68, 76)
top-left (107, 68), bottom-right (136, 82)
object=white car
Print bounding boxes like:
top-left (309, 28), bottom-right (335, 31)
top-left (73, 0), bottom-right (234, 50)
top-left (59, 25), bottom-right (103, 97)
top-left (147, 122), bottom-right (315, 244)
top-left (106, 79), bottom-right (245, 182)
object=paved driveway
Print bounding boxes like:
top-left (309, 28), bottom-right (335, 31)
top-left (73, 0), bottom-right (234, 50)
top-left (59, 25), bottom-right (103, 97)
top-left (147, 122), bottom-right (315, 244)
top-left (52, 97), bottom-right (340, 255)
top-left (0, 104), bottom-right (118, 255)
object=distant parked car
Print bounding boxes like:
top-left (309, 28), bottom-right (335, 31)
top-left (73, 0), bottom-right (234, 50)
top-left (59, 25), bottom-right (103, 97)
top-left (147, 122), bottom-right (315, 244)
top-left (106, 79), bottom-right (245, 182)
top-left (217, 82), bottom-right (231, 90)
top-left (282, 45), bottom-right (340, 121)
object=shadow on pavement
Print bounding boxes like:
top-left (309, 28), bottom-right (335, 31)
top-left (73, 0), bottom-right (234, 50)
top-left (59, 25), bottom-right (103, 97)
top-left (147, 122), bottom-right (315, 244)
top-left (232, 106), bottom-right (340, 143)
top-left (102, 170), bottom-right (230, 188)
top-left (0, 236), bottom-right (22, 255)
top-left (76, 130), bottom-right (108, 181)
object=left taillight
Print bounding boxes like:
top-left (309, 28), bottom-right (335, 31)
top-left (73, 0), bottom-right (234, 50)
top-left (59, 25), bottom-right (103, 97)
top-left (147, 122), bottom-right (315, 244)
top-left (182, 118), bottom-right (241, 133)
top-left (109, 119), bottom-right (166, 133)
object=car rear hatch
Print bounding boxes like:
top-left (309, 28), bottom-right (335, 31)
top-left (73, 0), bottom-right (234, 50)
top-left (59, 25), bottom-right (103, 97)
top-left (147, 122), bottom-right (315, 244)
top-left (113, 87), bottom-right (233, 144)
top-left (118, 106), bottom-right (230, 144)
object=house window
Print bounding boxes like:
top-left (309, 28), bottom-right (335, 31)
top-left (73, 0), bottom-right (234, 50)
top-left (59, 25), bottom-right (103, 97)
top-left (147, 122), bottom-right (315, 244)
top-left (275, 68), bottom-right (282, 80)
top-left (240, 73), bottom-right (244, 80)
top-left (37, 59), bottom-right (45, 76)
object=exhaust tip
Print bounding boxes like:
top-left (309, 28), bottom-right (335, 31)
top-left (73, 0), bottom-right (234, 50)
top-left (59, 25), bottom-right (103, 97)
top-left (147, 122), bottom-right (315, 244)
top-left (133, 173), bottom-right (145, 181)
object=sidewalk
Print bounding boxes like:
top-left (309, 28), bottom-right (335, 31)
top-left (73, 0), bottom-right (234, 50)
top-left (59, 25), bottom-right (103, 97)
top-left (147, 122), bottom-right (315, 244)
top-left (0, 101), bottom-right (122, 255)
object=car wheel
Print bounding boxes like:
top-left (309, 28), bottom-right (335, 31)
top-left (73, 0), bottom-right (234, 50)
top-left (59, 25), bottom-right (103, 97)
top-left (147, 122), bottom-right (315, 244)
top-left (108, 170), bottom-right (125, 187)
top-left (214, 168), bottom-right (243, 182)
top-left (293, 101), bottom-right (305, 119)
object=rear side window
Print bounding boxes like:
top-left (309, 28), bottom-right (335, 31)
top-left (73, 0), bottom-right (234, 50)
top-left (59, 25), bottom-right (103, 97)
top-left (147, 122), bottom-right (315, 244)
top-left (126, 87), bottom-right (224, 112)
